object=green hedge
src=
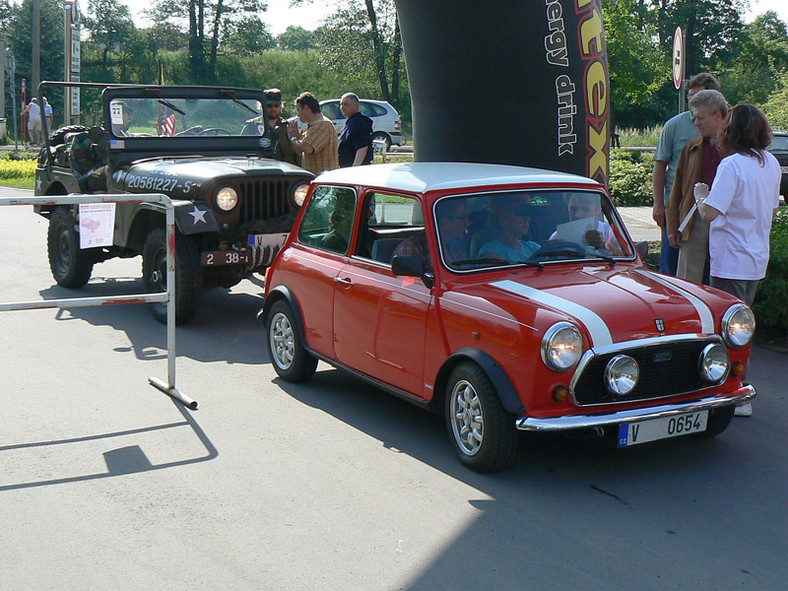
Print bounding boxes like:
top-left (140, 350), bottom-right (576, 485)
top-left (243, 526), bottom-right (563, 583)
top-left (753, 208), bottom-right (788, 333)
top-left (608, 148), bottom-right (654, 206)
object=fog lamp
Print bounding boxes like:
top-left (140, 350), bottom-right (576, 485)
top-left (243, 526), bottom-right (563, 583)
top-left (699, 343), bottom-right (730, 384)
top-left (604, 355), bottom-right (639, 395)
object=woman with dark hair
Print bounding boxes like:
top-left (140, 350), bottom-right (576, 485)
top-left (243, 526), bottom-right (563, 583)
top-left (699, 103), bottom-right (781, 417)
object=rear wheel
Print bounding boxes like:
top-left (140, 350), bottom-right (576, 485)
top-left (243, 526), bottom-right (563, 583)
top-left (142, 228), bottom-right (203, 325)
top-left (47, 207), bottom-right (94, 288)
top-left (445, 362), bottom-right (518, 473)
top-left (372, 131), bottom-right (392, 151)
top-left (266, 300), bottom-right (317, 382)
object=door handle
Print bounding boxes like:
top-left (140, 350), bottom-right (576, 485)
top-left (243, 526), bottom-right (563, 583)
top-left (334, 277), bottom-right (352, 286)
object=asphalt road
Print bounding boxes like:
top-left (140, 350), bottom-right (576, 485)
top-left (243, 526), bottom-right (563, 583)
top-left (0, 189), bottom-right (785, 590)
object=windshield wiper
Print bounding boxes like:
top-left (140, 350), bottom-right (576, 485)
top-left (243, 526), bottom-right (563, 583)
top-left (233, 98), bottom-right (259, 115)
top-left (451, 257), bottom-right (544, 269)
top-left (529, 249), bottom-right (616, 266)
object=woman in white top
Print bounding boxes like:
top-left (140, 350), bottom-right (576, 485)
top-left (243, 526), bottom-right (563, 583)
top-left (699, 104), bottom-right (781, 418)
top-left (699, 104), bottom-right (781, 306)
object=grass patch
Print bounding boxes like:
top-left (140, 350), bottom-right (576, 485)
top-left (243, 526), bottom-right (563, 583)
top-left (0, 177), bottom-right (35, 190)
top-left (617, 126), bottom-right (661, 147)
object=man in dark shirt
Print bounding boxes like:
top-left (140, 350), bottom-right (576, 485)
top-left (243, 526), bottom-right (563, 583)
top-left (338, 93), bottom-right (373, 167)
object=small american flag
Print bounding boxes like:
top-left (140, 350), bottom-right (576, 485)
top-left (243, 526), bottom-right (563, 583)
top-left (161, 113), bottom-right (176, 136)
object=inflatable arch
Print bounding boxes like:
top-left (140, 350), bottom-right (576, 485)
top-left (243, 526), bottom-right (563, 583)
top-left (395, 0), bottom-right (610, 184)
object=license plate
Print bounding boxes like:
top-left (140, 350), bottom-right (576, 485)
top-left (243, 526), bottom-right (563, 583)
top-left (618, 410), bottom-right (708, 447)
top-left (202, 249), bottom-right (248, 266)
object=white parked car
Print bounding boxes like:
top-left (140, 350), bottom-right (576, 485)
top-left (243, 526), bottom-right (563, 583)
top-left (319, 98), bottom-right (403, 149)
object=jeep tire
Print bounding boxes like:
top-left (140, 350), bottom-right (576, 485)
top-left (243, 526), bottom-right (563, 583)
top-left (142, 228), bottom-right (203, 325)
top-left (47, 207), bottom-right (95, 288)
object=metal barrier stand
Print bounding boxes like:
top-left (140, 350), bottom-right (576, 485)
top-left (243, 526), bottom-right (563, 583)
top-left (0, 193), bottom-right (197, 409)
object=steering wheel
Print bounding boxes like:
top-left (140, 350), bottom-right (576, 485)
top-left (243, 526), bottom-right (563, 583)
top-left (197, 128), bottom-right (231, 136)
top-left (529, 240), bottom-right (586, 259)
top-left (175, 125), bottom-right (203, 137)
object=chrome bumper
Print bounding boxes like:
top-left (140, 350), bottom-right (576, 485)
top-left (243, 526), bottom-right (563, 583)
top-left (516, 385), bottom-right (756, 432)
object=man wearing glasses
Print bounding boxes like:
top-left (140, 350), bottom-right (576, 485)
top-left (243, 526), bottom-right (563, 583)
top-left (242, 88), bottom-right (300, 166)
top-left (652, 73), bottom-right (720, 276)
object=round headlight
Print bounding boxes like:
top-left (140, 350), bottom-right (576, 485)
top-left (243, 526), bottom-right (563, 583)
top-left (215, 186), bottom-right (238, 211)
top-left (541, 322), bottom-right (583, 371)
top-left (721, 304), bottom-right (755, 348)
top-left (699, 343), bottom-right (730, 384)
top-left (604, 355), bottom-right (639, 395)
top-left (293, 183), bottom-right (310, 207)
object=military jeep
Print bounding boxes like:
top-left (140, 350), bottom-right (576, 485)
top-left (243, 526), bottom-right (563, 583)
top-left (34, 82), bottom-right (313, 324)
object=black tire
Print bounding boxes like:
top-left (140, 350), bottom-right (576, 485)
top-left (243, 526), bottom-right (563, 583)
top-left (142, 228), bottom-right (203, 325)
top-left (47, 207), bottom-right (94, 288)
top-left (372, 131), bottom-right (392, 151)
top-left (48, 124), bottom-right (90, 146)
top-left (445, 362), bottom-right (518, 473)
top-left (266, 300), bottom-right (317, 382)
top-left (701, 405), bottom-right (735, 437)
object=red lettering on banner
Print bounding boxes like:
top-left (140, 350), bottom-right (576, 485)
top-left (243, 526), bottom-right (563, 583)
top-left (575, 0), bottom-right (609, 185)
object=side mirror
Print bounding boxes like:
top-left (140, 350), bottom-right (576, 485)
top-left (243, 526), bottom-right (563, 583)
top-left (635, 241), bottom-right (649, 260)
top-left (391, 255), bottom-right (434, 289)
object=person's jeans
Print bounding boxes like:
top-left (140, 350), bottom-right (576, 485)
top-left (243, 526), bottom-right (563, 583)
top-left (659, 227), bottom-right (679, 275)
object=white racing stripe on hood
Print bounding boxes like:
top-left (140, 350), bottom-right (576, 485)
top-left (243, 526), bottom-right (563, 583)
top-left (635, 270), bottom-right (714, 334)
top-left (491, 279), bottom-right (613, 347)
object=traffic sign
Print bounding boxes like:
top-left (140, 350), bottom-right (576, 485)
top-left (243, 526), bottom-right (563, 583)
top-left (672, 26), bottom-right (684, 90)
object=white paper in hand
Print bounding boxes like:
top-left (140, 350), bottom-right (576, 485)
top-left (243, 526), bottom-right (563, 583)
top-left (678, 183), bottom-right (710, 233)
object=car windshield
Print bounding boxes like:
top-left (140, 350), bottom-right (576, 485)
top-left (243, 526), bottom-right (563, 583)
top-left (107, 96), bottom-right (266, 139)
top-left (434, 189), bottom-right (635, 272)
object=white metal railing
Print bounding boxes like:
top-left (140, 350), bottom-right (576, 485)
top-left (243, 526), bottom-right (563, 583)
top-left (0, 192), bottom-right (197, 409)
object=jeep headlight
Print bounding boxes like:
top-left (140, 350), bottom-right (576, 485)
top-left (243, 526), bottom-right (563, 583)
top-left (541, 322), bottom-right (583, 371)
top-left (721, 304), bottom-right (755, 348)
top-left (293, 183), bottom-right (310, 207)
top-left (215, 186), bottom-right (238, 211)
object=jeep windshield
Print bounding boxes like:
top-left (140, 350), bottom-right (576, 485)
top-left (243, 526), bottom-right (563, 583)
top-left (435, 189), bottom-right (636, 272)
top-left (107, 95), bottom-right (268, 139)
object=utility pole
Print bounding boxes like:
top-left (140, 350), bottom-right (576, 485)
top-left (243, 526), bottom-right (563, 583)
top-left (33, 0), bottom-right (41, 94)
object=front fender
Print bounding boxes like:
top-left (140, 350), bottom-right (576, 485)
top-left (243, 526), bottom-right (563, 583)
top-left (440, 348), bottom-right (525, 415)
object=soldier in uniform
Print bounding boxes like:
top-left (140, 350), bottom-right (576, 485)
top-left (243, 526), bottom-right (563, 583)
top-left (242, 88), bottom-right (300, 166)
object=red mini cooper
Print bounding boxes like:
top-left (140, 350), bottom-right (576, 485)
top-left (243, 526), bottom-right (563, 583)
top-left (261, 163), bottom-right (756, 472)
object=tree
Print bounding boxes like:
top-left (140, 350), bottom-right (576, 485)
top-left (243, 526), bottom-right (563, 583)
top-left (715, 12), bottom-right (788, 105)
top-left (83, 0), bottom-right (137, 75)
top-left (223, 16), bottom-right (276, 54)
top-left (276, 26), bottom-right (316, 51)
top-left (301, 0), bottom-right (406, 108)
top-left (149, 0), bottom-right (267, 83)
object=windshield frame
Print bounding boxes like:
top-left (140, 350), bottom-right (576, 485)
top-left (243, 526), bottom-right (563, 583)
top-left (433, 187), bottom-right (637, 273)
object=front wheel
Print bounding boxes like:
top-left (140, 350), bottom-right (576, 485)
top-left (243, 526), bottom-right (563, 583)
top-left (266, 300), bottom-right (317, 382)
top-left (142, 228), bottom-right (203, 325)
top-left (445, 362), bottom-right (518, 473)
top-left (700, 405), bottom-right (735, 437)
top-left (47, 207), bottom-right (94, 288)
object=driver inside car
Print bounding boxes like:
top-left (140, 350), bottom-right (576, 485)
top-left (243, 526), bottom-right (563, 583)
top-left (478, 195), bottom-right (540, 262)
top-left (549, 193), bottom-right (622, 254)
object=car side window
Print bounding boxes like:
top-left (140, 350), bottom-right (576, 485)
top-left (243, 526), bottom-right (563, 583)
top-left (321, 102), bottom-right (342, 120)
top-left (298, 185), bottom-right (358, 254)
top-left (357, 192), bottom-right (426, 265)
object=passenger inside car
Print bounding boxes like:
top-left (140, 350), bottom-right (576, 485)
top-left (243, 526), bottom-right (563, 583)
top-left (478, 195), bottom-right (540, 262)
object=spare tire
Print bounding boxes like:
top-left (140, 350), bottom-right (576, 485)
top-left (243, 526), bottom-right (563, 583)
top-left (49, 124), bottom-right (90, 147)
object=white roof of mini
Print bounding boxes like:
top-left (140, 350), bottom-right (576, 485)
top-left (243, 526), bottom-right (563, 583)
top-left (314, 162), bottom-right (601, 194)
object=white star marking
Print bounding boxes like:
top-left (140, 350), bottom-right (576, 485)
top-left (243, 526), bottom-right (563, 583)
top-left (36, 178), bottom-right (42, 191)
top-left (188, 207), bottom-right (207, 224)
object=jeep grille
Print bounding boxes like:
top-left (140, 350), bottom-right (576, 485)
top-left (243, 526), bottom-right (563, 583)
top-left (239, 180), bottom-right (293, 222)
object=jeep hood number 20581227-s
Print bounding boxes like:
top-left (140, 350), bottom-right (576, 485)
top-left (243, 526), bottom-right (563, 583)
top-left (34, 82), bottom-right (313, 324)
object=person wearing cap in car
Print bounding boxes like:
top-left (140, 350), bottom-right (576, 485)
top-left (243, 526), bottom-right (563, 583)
top-left (479, 196), bottom-right (540, 262)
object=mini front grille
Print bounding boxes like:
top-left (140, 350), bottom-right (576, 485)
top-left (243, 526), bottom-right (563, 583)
top-left (572, 340), bottom-right (710, 405)
top-left (239, 180), bottom-right (292, 222)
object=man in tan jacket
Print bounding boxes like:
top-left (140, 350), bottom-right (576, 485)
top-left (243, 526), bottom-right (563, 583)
top-left (666, 89), bottom-right (727, 284)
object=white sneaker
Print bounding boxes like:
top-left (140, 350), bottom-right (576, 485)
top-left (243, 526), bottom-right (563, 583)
top-left (734, 403), bottom-right (753, 417)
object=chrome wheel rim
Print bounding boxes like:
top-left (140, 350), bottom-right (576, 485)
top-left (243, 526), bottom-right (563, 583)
top-left (449, 379), bottom-right (484, 456)
top-left (269, 311), bottom-right (295, 370)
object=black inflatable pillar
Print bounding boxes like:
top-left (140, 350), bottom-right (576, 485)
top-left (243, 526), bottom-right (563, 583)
top-left (395, 0), bottom-right (611, 185)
